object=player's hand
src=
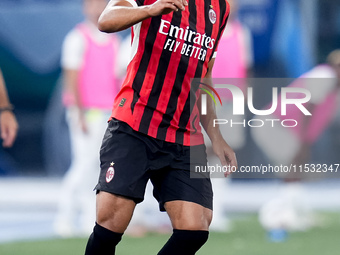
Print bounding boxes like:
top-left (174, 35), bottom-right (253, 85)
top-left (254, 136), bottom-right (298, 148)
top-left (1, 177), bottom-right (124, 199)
top-left (148, 0), bottom-right (188, 16)
top-left (0, 111), bottom-right (18, 147)
top-left (212, 138), bottom-right (238, 177)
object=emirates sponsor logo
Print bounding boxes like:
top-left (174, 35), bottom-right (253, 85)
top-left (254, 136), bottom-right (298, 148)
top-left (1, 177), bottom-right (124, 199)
top-left (159, 19), bottom-right (215, 61)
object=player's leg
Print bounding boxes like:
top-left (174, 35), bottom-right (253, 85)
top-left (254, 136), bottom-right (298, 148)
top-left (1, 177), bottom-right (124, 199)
top-left (85, 119), bottom-right (150, 255)
top-left (165, 200), bottom-right (212, 230)
top-left (96, 191), bottom-right (136, 232)
top-left (151, 165), bottom-right (213, 255)
top-left (158, 201), bottom-right (212, 255)
top-left (157, 201), bottom-right (212, 255)
top-left (84, 191), bottom-right (136, 255)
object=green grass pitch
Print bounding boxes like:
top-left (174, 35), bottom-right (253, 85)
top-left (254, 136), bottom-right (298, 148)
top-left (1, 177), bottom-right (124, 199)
top-left (1, 213), bottom-right (339, 255)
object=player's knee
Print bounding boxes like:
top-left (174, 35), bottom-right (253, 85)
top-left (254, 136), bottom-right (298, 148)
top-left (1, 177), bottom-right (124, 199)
top-left (170, 210), bottom-right (212, 230)
top-left (191, 212), bottom-right (213, 230)
top-left (194, 213), bottom-right (212, 230)
top-left (96, 206), bottom-right (113, 229)
top-left (174, 220), bottom-right (210, 231)
top-left (206, 212), bottom-right (213, 227)
top-left (96, 212), bottom-right (111, 230)
top-left (96, 210), bottom-right (127, 233)
top-left (95, 191), bottom-right (135, 233)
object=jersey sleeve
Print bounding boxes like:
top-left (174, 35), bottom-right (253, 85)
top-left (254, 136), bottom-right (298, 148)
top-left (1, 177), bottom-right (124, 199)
top-left (212, 2), bottom-right (230, 58)
top-left (125, 0), bottom-right (143, 7)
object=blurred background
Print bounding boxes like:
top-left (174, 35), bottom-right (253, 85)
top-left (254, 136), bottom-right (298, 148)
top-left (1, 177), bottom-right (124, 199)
top-left (0, 0), bottom-right (340, 254)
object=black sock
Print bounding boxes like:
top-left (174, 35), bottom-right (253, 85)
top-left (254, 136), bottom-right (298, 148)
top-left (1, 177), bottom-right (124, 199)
top-left (157, 229), bottom-right (209, 255)
top-left (84, 223), bottom-right (123, 255)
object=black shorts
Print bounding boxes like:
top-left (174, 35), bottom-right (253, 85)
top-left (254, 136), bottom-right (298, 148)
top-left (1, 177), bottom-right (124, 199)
top-left (95, 119), bottom-right (212, 211)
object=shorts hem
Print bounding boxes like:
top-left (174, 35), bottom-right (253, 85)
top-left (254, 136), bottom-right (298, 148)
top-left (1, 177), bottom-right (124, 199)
top-left (95, 185), bottom-right (144, 204)
top-left (160, 198), bottom-right (213, 212)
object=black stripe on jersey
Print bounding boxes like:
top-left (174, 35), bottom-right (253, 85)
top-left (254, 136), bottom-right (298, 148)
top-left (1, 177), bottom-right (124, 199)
top-left (156, 3), bottom-right (197, 141)
top-left (131, 17), bottom-right (162, 113)
top-left (138, 12), bottom-right (182, 134)
top-left (219, 0), bottom-right (227, 25)
top-left (136, 0), bottom-right (144, 6)
top-left (175, 0), bottom-right (213, 144)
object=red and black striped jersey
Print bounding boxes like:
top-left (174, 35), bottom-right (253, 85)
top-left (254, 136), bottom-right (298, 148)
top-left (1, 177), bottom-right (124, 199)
top-left (110, 0), bottom-right (230, 145)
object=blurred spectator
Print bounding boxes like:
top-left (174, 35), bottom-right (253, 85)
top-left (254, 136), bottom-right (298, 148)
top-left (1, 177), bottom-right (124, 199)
top-left (255, 49), bottom-right (340, 238)
top-left (252, 49), bottom-right (340, 171)
top-left (0, 68), bottom-right (18, 148)
top-left (213, 0), bottom-right (253, 81)
top-left (54, 0), bottom-right (122, 237)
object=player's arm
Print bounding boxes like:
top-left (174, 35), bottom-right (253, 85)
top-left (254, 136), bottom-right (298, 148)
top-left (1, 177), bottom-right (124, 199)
top-left (0, 69), bottom-right (18, 147)
top-left (98, 0), bottom-right (187, 33)
top-left (199, 59), bottom-right (238, 176)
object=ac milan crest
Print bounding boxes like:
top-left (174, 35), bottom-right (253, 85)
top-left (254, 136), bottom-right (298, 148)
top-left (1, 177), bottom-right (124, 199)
top-left (106, 163), bottom-right (115, 183)
top-left (209, 8), bottom-right (217, 24)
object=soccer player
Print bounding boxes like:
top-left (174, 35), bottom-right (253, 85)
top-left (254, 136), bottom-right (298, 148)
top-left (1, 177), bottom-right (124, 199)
top-left (254, 50), bottom-right (340, 236)
top-left (84, 0), bottom-right (237, 254)
top-left (0, 68), bottom-right (18, 148)
top-left (252, 49), bottom-right (340, 171)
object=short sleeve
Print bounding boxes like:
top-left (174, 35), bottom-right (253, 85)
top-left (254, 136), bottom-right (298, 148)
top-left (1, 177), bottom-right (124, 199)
top-left (125, 0), bottom-right (141, 7)
top-left (212, 2), bottom-right (230, 58)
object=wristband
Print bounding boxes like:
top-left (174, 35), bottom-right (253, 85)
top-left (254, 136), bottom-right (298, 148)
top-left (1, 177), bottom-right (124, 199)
top-left (0, 104), bottom-right (14, 113)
